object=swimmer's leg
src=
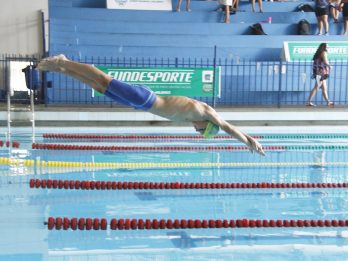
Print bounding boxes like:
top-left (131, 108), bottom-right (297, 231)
top-left (37, 54), bottom-right (156, 109)
top-left (38, 55), bottom-right (111, 93)
top-left (306, 76), bottom-right (322, 105)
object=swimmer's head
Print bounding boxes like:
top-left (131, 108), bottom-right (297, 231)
top-left (193, 121), bottom-right (220, 138)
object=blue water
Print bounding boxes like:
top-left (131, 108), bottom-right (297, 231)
top-left (1, 127), bottom-right (348, 261)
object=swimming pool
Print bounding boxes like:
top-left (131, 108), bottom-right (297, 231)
top-left (1, 126), bottom-right (348, 260)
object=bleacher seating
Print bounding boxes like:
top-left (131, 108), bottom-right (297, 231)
top-left (46, 0), bottom-right (346, 106)
top-left (49, 0), bottom-right (345, 60)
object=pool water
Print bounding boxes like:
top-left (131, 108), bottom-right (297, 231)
top-left (1, 127), bottom-right (348, 261)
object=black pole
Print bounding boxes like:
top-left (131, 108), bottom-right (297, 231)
top-left (40, 10), bottom-right (47, 57)
top-left (278, 60), bottom-right (283, 108)
top-left (40, 10), bottom-right (48, 106)
top-left (212, 45), bottom-right (217, 108)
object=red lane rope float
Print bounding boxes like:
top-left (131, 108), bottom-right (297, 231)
top-left (32, 143), bottom-right (284, 151)
top-left (43, 133), bottom-right (263, 140)
top-left (29, 179), bottom-right (348, 190)
top-left (46, 217), bottom-right (348, 230)
top-left (0, 140), bottom-right (20, 148)
top-left (46, 217), bottom-right (108, 230)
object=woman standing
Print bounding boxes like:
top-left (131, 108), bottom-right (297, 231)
top-left (306, 43), bottom-right (334, 107)
top-left (329, 0), bottom-right (341, 23)
top-left (218, 0), bottom-right (236, 23)
top-left (315, 0), bottom-right (330, 35)
top-left (176, 0), bottom-right (191, 12)
top-left (341, 0), bottom-right (348, 35)
top-left (251, 0), bottom-right (263, 13)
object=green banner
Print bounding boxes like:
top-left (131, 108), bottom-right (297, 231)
top-left (283, 41), bottom-right (348, 61)
top-left (94, 66), bottom-right (221, 97)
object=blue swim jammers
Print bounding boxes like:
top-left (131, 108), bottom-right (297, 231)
top-left (104, 79), bottom-right (156, 110)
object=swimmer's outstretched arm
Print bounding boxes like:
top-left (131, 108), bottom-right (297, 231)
top-left (222, 121), bottom-right (265, 156)
top-left (204, 106), bottom-right (265, 156)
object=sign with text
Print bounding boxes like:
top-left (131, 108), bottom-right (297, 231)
top-left (283, 41), bottom-right (348, 61)
top-left (94, 66), bottom-right (221, 97)
top-left (106, 0), bottom-right (172, 11)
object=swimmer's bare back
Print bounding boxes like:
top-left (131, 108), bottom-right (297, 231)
top-left (149, 96), bottom-right (212, 122)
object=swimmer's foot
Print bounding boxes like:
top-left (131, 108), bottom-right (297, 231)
top-left (37, 54), bottom-right (68, 72)
top-left (327, 101), bottom-right (334, 107)
top-left (306, 102), bottom-right (316, 107)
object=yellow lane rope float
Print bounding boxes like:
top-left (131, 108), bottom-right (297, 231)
top-left (1, 157), bottom-right (348, 170)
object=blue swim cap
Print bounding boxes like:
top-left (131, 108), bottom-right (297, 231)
top-left (203, 122), bottom-right (220, 138)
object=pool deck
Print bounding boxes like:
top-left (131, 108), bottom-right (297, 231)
top-left (1, 104), bottom-right (348, 127)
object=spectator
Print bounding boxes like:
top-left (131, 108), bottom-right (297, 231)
top-left (315, 0), bottom-right (330, 35)
top-left (306, 43), bottom-right (334, 107)
top-left (341, 0), bottom-right (348, 35)
top-left (218, 0), bottom-right (236, 23)
top-left (329, 0), bottom-right (341, 23)
top-left (176, 0), bottom-right (191, 12)
top-left (233, 0), bottom-right (239, 11)
top-left (251, 0), bottom-right (263, 13)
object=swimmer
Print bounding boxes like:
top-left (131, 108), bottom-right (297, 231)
top-left (37, 54), bottom-right (265, 156)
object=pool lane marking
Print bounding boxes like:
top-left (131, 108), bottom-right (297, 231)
top-left (46, 217), bottom-right (348, 230)
top-left (32, 143), bottom-right (348, 151)
top-left (29, 179), bottom-right (348, 190)
top-left (42, 133), bottom-right (348, 140)
top-left (1, 157), bottom-right (348, 170)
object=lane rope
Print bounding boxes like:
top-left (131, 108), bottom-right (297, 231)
top-left (33, 143), bottom-right (285, 151)
top-left (43, 133), bottom-right (348, 141)
top-left (32, 143), bottom-right (348, 151)
top-left (0, 140), bottom-right (20, 148)
top-left (46, 217), bottom-right (348, 230)
top-left (43, 133), bottom-right (260, 140)
top-left (29, 179), bottom-right (348, 190)
top-left (2, 157), bottom-right (348, 170)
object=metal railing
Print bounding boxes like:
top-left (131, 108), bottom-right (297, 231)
top-left (1, 54), bottom-right (347, 107)
top-left (0, 54), bottom-right (42, 104)
top-left (0, 54), bottom-right (40, 143)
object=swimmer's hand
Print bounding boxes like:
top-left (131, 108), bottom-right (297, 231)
top-left (245, 135), bottom-right (266, 156)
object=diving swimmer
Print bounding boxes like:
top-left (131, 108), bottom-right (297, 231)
top-left (37, 54), bottom-right (265, 156)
